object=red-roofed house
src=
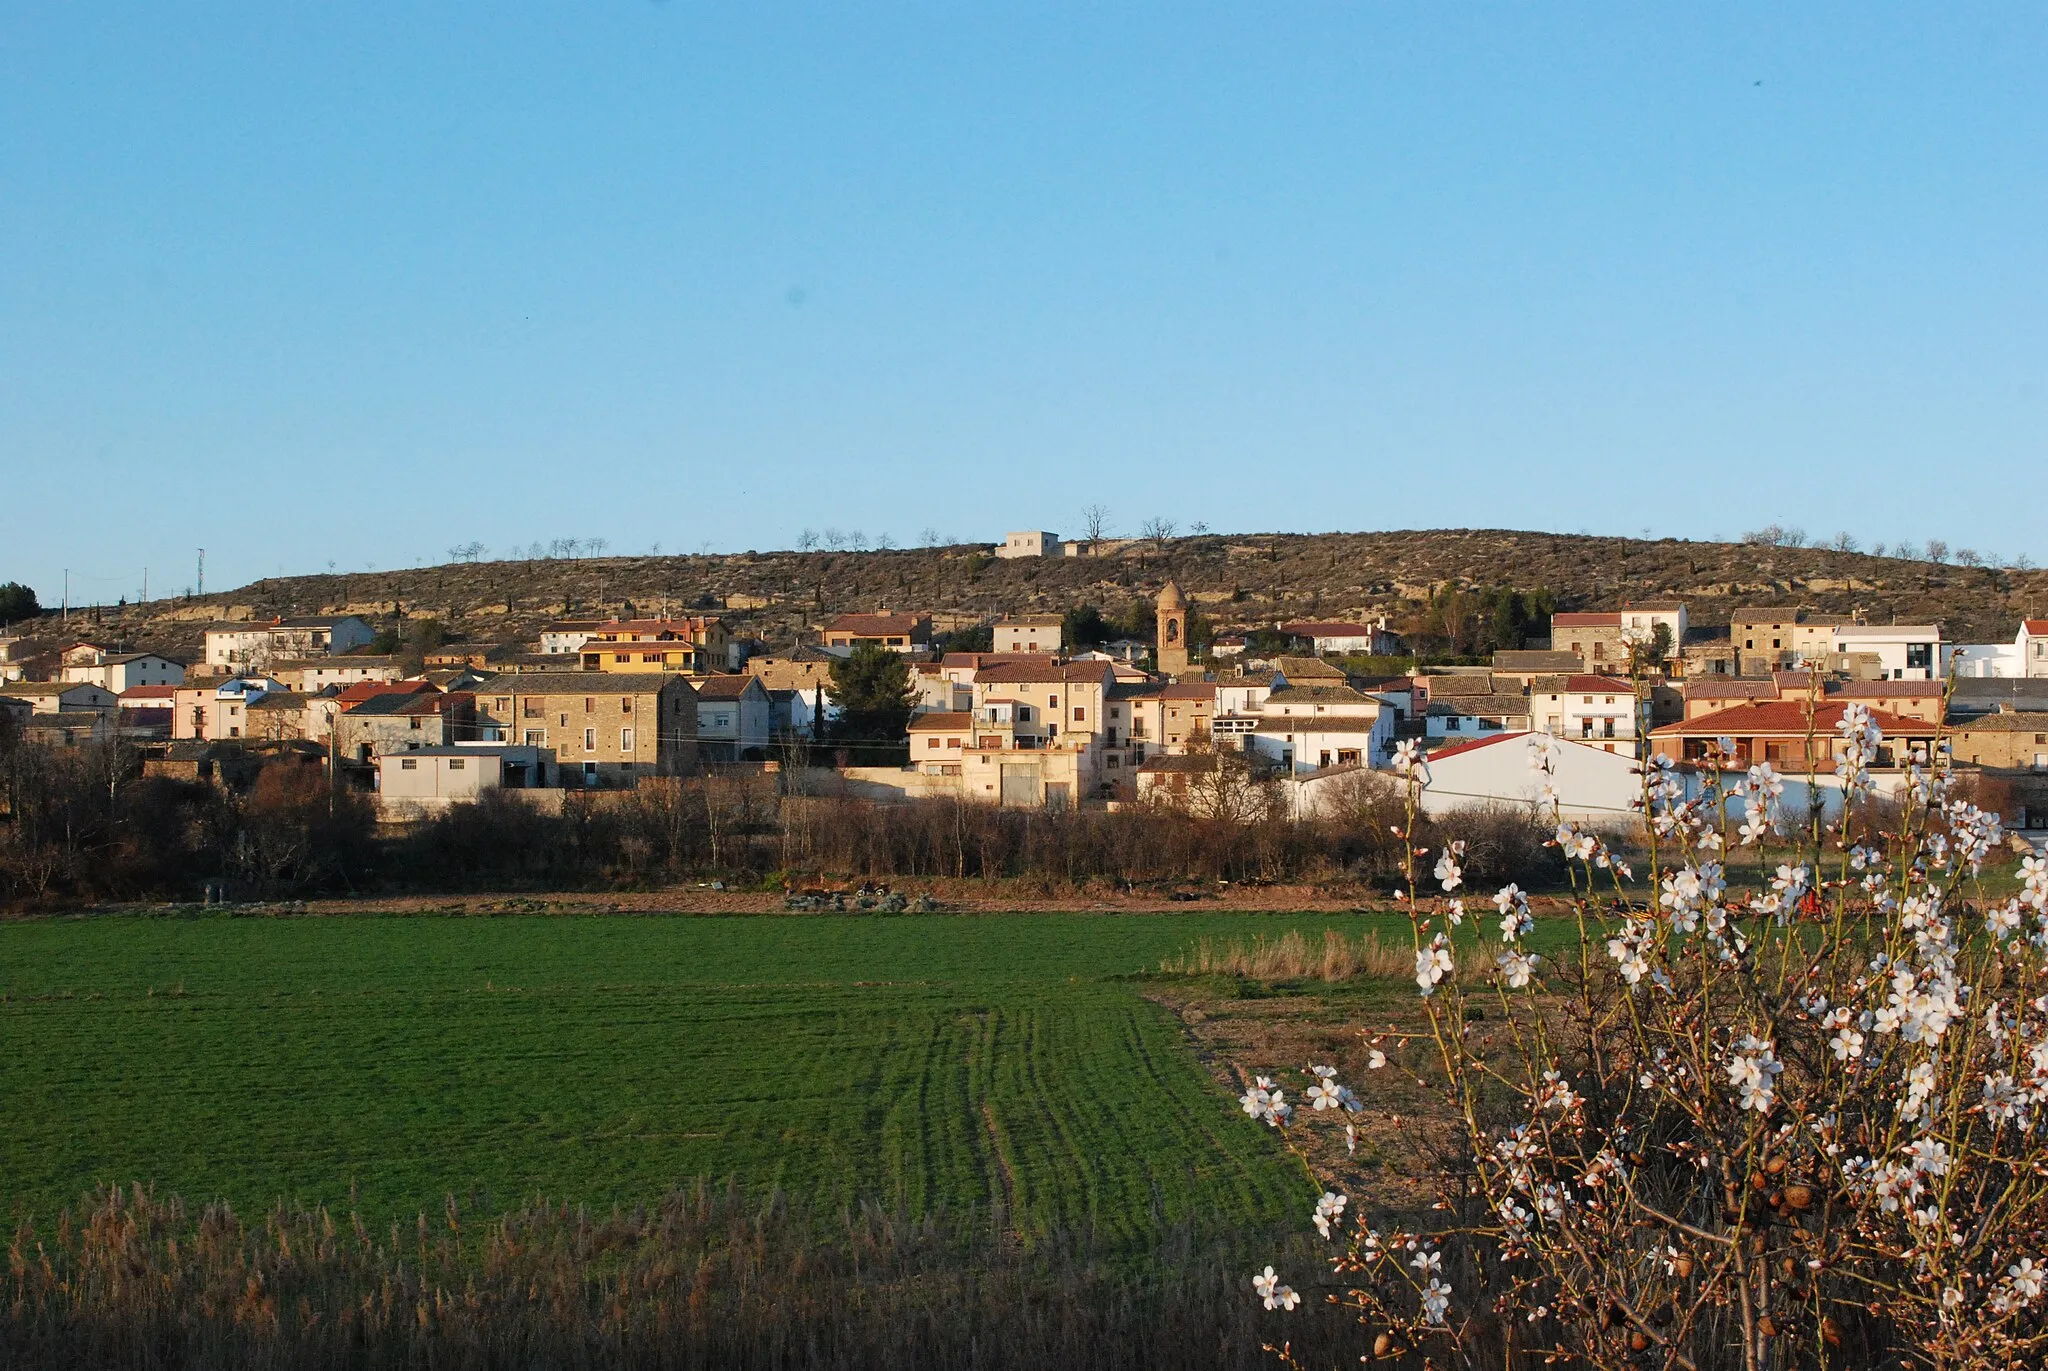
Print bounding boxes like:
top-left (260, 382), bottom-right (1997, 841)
top-left (822, 613), bottom-right (931, 654)
top-left (1649, 701), bottom-right (1937, 769)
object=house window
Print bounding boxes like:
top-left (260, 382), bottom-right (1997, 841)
top-left (1592, 643), bottom-right (1605, 659)
top-left (409, 717), bottom-right (422, 730)
top-left (400, 758), bottom-right (417, 770)
top-left (584, 697), bottom-right (596, 712)
top-left (448, 759), bottom-right (465, 770)
top-left (584, 728), bottom-right (596, 751)
top-left (614, 653), bottom-right (630, 663)
top-left (496, 698), bottom-right (512, 713)
top-left (621, 728), bottom-right (634, 751)
top-left (621, 697), bottom-right (633, 713)
top-left (929, 737), bottom-right (941, 749)
top-left (524, 730), bottom-right (545, 746)
top-left (948, 738), bottom-right (961, 749)
top-left (1073, 706), bottom-right (1085, 722)
top-left (559, 713), bottom-right (569, 727)
top-left (642, 653), bottom-right (661, 663)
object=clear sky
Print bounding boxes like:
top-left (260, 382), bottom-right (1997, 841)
top-left (4, 5), bottom-right (2044, 606)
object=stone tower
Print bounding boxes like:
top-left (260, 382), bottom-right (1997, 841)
top-left (1156, 580), bottom-right (1188, 676)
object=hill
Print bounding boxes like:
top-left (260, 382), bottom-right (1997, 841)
top-left (36, 529), bottom-right (2048, 656)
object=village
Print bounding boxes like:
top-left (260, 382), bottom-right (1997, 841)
top-left (5, 528), bottom-right (2045, 839)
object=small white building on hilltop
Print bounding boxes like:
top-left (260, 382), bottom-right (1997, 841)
top-left (995, 531), bottom-right (1063, 559)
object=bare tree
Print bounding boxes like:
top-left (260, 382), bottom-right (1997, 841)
top-left (1870, 541), bottom-right (1888, 558)
top-left (875, 532), bottom-right (895, 551)
top-left (847, 529), bottom-right (869, 552)
top-left (1895, 541), bottom-right (1920, 561)
top-left (1925, 538), bottom-right (1950, 564)
top-left (650, 541), bottom-right (662, 556)
top-left (1190, 520), bottom-right (1209, 536)
top-left (1150, 735), bottom-right (1276, 822)
top-left (1080, 503), bottom-right (1111, 543)
top-left (2017, 553), bottom-right (2036, 571)
top-left (1782, 527), bottom-right (1808, 548)
top-left (1829, 531), bottom-right (1859, 553)
top-left (1140, 516), bottom-right (1177, 550)
top-left (822, 528), bottom-right (847, 551)
top-left (797, 529), bottom-right (819, 552)
top-left (918, 527), bottom-right (941, 548)
top-left (1957, 547), bottom-right (1983, 567)
top-left (586, 537), bottom-right (608, 558)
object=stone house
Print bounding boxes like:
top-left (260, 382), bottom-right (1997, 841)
top-left (473, 672), bottom-right (699, 785)
top-left (1950, 710), bottom-right (2048, 772)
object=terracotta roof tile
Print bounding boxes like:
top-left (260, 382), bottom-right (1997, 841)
top-left (1652, 701), bottom-right (1933, 736)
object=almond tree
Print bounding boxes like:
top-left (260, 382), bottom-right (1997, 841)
top-left (1238, 711), bottom-right (2048, 1370)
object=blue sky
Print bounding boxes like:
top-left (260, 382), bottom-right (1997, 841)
top-left (4, 5), bottom-right (2044, 606)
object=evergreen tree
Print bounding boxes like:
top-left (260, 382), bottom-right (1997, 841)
top-left (826, 644), bottom-right (915, 753)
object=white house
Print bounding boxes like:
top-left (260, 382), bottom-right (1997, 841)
top-left (1526, 674), bottom-right (1645, 755)
top-left (995, 531), bottom-right (1063, 559)
top-left (204, 616), bottom-right (375, 670)
top-left (1278, 620), bottom-right (1398, 656)
top-left (62, 652), bottom-right (185, 692)
top-left (1950, 621), bottom-right (2048, 680)
top-left (377, 744), bottom-right (556, 810)
top-left (272, 657), bottom-right (403, 691)
top-left (0, 681), bottom-right (118, 715)
top-left (1828, 624), bottom-right (1943, 681)
top-left (1248, 705), bottom-right (1396, 774)
top-left (1210, 670), bottom-right (1278, 748)
top-left (538, 619), bottom-right (605, 655)
top-left (993, 615), bottom-right (1063, 654)
top-left (1620, 601), bottom-right (1689, 660)
top-left (1415, 732), bottom-right (1644, 827)
top-left (692, 674), bottom-right (773, 760)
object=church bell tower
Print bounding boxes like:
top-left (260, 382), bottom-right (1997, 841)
top-left (1156, 580), bottom-right (1188, 676)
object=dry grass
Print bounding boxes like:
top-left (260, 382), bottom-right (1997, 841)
top-left (1160, 927), bottom-right (1506, 982)
top-left (3, 1182), bottom-right (1354, 1370)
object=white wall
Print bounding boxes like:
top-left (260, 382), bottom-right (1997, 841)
top-left (1417, 733), bottom-right (1643, 825)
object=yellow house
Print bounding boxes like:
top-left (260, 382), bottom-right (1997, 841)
top-left (576, 618), bottom-right (729, 674)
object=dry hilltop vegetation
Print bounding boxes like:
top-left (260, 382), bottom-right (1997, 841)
top-left (53, 528), bottom-right (2048, 653)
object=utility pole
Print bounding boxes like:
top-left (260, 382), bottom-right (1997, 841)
top-left (63, 569), bottom-right (69, 626)
top-left (197, 548), bottom-right (205, 598)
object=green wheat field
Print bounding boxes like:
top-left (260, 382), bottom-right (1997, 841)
top-left (0, 911), bottom-right (1548, 1240)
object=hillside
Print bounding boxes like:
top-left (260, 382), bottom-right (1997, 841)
top-left (39, 529), bottom-right (2048, 657)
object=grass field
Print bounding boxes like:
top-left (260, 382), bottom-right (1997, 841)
top-left (0, 909), bottom-right (1554, 1243)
